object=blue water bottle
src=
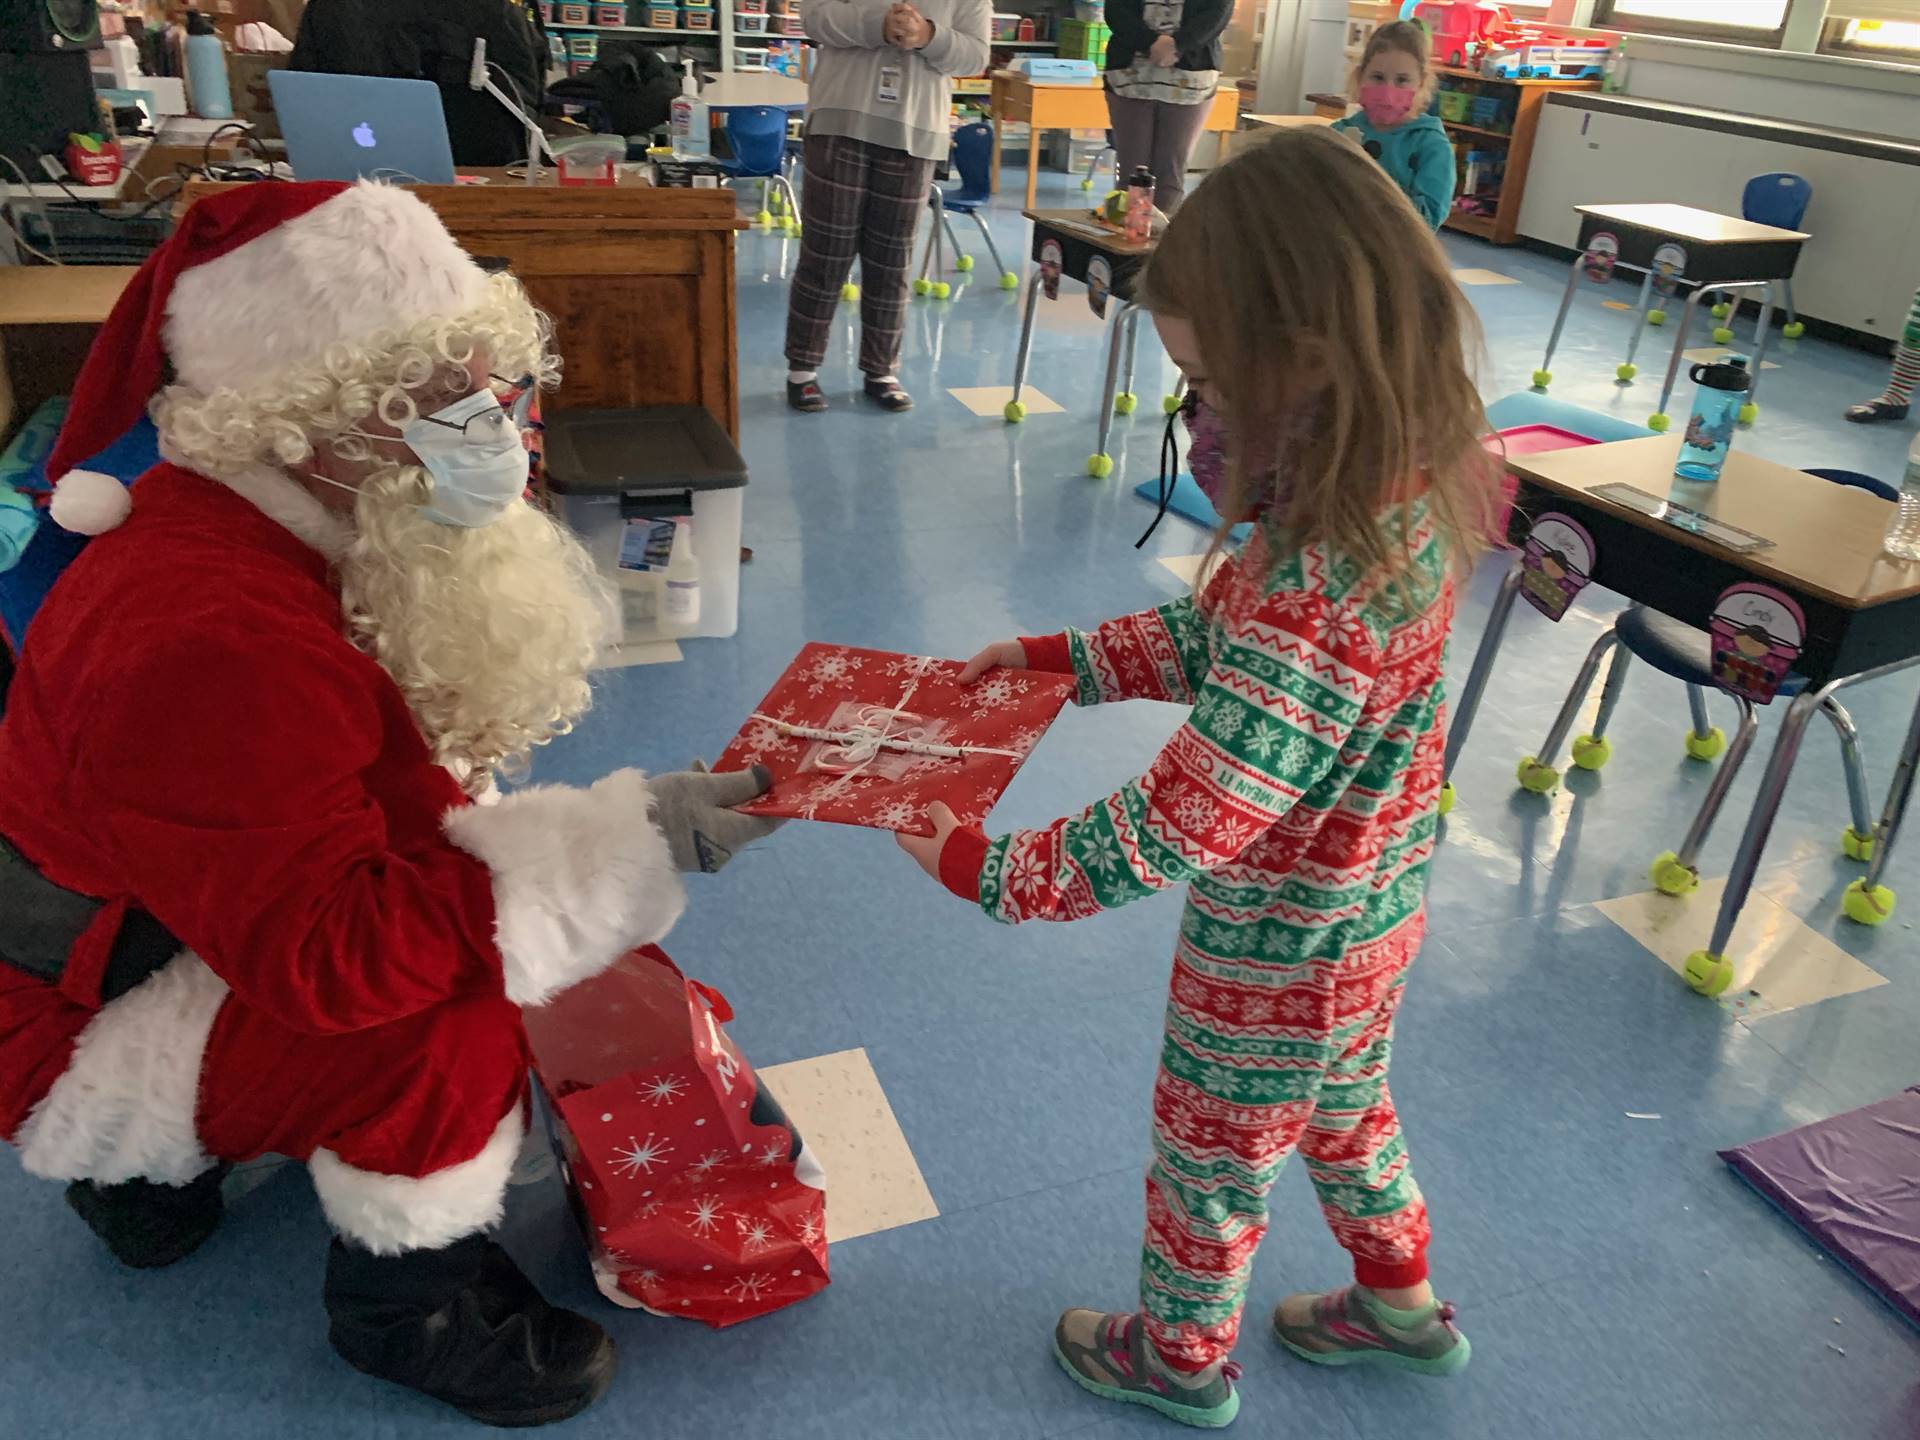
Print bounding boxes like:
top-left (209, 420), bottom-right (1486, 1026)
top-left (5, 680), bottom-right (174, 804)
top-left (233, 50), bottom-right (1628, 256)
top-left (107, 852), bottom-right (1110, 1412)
top-left (184, 11), bottom-right (233, 121)
top-left (1674, 356), bottom-right (1749, 483)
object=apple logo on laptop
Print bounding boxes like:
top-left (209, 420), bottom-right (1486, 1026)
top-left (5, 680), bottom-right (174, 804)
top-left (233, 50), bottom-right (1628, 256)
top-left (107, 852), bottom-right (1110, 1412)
top-left (352, 122), bottom-right (377, 149)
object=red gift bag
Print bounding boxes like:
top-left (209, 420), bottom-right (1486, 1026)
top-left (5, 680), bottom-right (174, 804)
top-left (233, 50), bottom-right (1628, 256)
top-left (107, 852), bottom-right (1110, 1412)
top-left (521, 947), bottom-right (829, 1326)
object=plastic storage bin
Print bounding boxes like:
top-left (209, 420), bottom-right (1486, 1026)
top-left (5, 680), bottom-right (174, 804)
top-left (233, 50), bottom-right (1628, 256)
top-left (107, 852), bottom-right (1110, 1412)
top-left (1437, 89), bottom-right (1471, 122)
top-left (569, 33), bottom-right (600, 58)
top-left (544, 407), bottom-right (749, 643)
top-left (1056, 19), bottom-right (1109, 60)
top-left (595, 1), bottom-right (628, 21)
top-left (683, 6), bottom-right (715, 28)
top-left (737, 0), bottom-right (768, 11)
top-left (646, 3), bottom-right (677, 24)
top-left (736, 12), bottom-right (769, 31)
top-left (557, 1), bottom-right (591, 23)
top-left (774, 14), bottom-right (805, 34)
top-left (991, 12), bottom-right (1020, 39)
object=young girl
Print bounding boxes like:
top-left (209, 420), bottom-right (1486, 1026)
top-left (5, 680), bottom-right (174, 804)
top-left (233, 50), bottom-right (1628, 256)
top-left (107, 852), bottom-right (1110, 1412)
top-left (898, 128), bottom-right (1496, 1428)
top-left (1331, 19), bottom-right (1455, 231)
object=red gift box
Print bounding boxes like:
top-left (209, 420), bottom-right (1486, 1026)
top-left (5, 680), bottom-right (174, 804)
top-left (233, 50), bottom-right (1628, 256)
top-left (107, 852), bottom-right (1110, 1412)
top-left (714, 644), bottom-right (1075, 832)
top-left (521, 947), bottom-right (829, 1326)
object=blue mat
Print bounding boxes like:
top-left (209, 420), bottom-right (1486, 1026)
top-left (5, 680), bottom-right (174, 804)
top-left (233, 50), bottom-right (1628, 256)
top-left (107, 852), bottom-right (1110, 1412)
top-left (1132, 471), bottom-right (1251, 544)
top-left (0, 397), bottom-right (160, 650)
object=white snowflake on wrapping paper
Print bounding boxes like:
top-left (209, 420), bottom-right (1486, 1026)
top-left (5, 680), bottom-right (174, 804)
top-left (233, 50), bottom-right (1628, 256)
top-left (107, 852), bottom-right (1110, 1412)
top-left (1005, 727), bottom-right (1043, 758)
top-left (737, 719), bottom-right (794, 763)
top-left (601, 1245), bottom-right (636, 1268)
top-left (901, 753), bottom-right (952, 778)
top-left (802, 649), bottom-right (865, 695)
top-left (727, 1273), bottom-right (774, 1304)
top-left (685, 1194), bottom-right (726, 1236)
top-left (690, 1149), bottom-right (728, 1178)
top-left (964, 671), bottom-right (1031, 717)
top-left (791, 775), bottom-right (850, 821)
top-left (884, 654), bottom-right (935, 679)
top-left (641, 1074), bottom-right (687, 1107)
top-left (797, 1213), bottom-right (823, 1247)
top-left (757, 1140), bottom-right (788, 1168)
top-left (870, 796), bottom-right (924, 832)
top-left (736, 1216), bottom-right (776, 1254)
top-left (611, 1133), bottom-right (674, 1178)
top-left (632, 1268), bottom-right (662, 1289)
top-left (637, 1199), bottom-right (663, 1220)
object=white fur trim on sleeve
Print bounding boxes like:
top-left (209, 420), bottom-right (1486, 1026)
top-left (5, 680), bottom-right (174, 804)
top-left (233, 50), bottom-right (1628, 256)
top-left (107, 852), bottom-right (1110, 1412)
top-left (443, 768), bottom-right (685, 1008)
top-left (16, 953), bottom-right (228, 1185)
top-left (310, 1102), bottom-right (524, 1255)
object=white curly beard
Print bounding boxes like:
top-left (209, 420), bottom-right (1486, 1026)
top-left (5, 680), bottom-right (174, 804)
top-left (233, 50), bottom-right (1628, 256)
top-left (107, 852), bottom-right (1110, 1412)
top-left (338, 465), bottom-right (618, 790)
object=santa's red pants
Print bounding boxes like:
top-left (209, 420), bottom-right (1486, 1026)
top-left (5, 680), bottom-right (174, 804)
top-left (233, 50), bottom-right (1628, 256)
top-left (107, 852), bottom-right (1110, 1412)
top-left (6, 956), bottom-right (529, 1254)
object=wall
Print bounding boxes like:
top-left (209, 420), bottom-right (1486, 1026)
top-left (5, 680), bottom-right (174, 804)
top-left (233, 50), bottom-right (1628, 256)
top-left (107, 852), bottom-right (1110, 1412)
top-left (1615, 40), bottom-right (1920, 142)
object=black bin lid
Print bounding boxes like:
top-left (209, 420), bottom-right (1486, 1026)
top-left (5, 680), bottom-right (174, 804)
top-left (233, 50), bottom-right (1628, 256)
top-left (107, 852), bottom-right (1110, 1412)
top-left (542, 406), bottom-right (749, 495)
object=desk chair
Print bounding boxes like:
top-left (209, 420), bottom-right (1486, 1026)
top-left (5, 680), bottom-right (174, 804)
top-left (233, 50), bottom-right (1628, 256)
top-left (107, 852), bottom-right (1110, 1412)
top-left (1081, 135), bottom-right (1114, 192)
top-left (1514, 463), bottom-right (1896, 911)
top-left (1709, 173), bottom-right (1812, 344)
top-left (914, 122), bottom-right (1018, 297)
top-left (716, 105), bottom-right (800, 238)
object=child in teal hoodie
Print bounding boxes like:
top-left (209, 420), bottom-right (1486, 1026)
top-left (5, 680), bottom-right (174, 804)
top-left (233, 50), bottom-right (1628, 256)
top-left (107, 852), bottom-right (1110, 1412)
top-left (1331, 19), bottom-right (1455, 232)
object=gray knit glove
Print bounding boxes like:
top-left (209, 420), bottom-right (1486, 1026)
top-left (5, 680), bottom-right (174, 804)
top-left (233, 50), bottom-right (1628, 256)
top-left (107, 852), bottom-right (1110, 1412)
top-left (648, 762), bottom-right (785, 873)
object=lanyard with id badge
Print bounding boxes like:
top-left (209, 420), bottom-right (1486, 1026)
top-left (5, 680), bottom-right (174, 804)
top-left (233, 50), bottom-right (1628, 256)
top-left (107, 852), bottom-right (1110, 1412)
top-left (877, 62), bottom-right (902, 104)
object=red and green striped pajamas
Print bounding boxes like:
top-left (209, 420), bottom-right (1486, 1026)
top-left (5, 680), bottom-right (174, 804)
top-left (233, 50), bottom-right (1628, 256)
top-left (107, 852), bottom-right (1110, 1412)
top-left (942, 502), bottom-right (1453, 1374)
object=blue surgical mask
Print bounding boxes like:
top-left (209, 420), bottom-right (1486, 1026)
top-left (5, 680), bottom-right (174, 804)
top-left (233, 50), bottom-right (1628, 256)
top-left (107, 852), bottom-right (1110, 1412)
top-left (400, 389), bottom-right (531, 529)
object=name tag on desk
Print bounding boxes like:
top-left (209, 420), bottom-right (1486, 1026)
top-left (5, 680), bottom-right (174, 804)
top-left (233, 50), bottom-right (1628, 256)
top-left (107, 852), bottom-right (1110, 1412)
top-left (877, 64), bottom-right (902, 104)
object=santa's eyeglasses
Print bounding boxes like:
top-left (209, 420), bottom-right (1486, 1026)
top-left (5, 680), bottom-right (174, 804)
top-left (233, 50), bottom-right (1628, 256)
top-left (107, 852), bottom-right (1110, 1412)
top-left (410, 374), bottom-right (538, 444)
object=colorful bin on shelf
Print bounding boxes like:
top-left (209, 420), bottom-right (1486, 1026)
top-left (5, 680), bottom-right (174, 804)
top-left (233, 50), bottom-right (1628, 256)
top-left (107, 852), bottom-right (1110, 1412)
top-left (737, 0), bottom-right (768, 11)
top-left (569, 33), bottom-right (600, 59)
top-left (683, 0), bottom-right (714, 8)
top-left (774, 14), bottom-right (804, 34)
top-left (1056, 18), bottom-right (1109, 60)
top-left (683, 5), bottom-right (714, 26)
top-left (646, 3), bottom-right (677, 24)
top-left (991, 11), bottom-right (1021, 39)
top-left (736, 12), bottom-right (769, 31)
top-left (595, 1), bottom-right (628, 22)
top-left (568, 59), bottom-right (594, 76)
top-left (1437, 89), bottom-right (1471, 121)
top-left (557, 1), bottom-right (591, 23)
top-left (538, 1), bottom-right (555, 22)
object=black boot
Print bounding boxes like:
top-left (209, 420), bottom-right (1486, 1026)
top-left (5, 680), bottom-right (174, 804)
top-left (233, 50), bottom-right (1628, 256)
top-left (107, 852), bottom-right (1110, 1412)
top-left (324, 1235), bottom-right (616, 1428)
top-left (65, 1163), bottom-right (230, 1269)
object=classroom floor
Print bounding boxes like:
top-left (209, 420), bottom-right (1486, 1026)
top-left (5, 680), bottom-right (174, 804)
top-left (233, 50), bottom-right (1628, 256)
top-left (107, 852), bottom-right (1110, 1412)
top-left (8, 160), bottom-right (1920, 1439)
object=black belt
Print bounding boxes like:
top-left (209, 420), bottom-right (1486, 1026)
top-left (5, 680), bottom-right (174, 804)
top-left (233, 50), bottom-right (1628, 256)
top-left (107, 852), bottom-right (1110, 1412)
top-left (0, 833), bottom-right (182, 1004)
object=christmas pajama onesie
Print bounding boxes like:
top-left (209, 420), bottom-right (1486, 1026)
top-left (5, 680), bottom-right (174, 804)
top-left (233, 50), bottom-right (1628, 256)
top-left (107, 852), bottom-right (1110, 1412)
top-left (940, 502), bottom-right (1453, 1373)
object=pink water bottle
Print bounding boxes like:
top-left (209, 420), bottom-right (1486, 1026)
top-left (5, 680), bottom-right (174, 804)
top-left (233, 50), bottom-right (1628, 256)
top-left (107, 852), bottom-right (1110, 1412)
top-left (1125, 164), bottom-right (1154, 242)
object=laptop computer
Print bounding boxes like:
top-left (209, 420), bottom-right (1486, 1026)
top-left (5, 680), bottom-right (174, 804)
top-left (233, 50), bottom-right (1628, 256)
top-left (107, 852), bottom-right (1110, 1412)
top-left (267, 72), bottom-right (457, 185)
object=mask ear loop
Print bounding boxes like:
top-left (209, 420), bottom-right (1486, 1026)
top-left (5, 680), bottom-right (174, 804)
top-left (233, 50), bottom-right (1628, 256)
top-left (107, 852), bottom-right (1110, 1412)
top-left (1134, 400), bottom-right (1183, 550)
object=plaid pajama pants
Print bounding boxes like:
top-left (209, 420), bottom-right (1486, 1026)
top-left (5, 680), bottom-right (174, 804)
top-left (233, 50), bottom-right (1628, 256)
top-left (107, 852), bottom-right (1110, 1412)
top-left (1140, 920), bottom-right (1431, 1373)
top-left (784, 131), bottom-right (935, 377)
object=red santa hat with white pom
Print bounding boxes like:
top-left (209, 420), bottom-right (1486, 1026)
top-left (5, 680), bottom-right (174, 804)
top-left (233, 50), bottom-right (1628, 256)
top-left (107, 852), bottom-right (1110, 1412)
top-left (46, 179), bottom-right (489, 535)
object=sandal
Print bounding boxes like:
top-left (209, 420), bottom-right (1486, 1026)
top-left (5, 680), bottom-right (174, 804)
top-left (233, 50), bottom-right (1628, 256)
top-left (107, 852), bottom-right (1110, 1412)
top-left (786, 379), bottom-right (828, 413)
top-left (863, 376), bottom-right (913, 412)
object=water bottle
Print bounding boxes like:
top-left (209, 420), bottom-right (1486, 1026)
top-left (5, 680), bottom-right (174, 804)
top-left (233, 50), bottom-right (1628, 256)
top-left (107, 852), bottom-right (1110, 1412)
top-left (184, 11), bottom-right (233, 121)
top-left (1673, 356), bottom-right (1749, 483)
top-left (1884, 430), bottom-right (1920, 562)
top-left (1124, 164), bottom-right (1154, 243)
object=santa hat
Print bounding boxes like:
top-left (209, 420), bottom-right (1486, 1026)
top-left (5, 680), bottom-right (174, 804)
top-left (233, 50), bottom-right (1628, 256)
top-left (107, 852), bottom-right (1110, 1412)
top-left (48, 179), bottom-right (489, 535)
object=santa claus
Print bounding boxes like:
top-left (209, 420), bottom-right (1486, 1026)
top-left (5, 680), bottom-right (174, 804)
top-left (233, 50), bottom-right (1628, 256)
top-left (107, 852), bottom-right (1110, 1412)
top-left (0, 181), bottom-right (778, 1425)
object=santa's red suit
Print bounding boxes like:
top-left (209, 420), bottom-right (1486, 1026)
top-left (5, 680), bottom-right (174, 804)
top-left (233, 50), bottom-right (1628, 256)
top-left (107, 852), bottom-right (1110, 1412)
top-left (0, 183), bottom-right (684, 1259)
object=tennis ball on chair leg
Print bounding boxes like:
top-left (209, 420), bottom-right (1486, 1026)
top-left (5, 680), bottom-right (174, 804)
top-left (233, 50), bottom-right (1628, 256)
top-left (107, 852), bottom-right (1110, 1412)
top-left (1616, 362), bottom-right (1638, 382)
top-left (1783, 321), bottom-right (1805, 339)
top-left (1646, 309), bottom-right (1666, 327)
top-left (1571, 734), bottom-right (1611, 771)
top-left (1515, 757), bottom-right (1559, 795)
top-left (1737, 402), bottom-right (1758, 425)
top-left (1647, 412), bottom-right (1671, 432)
top-left (1003, 399), bottom-right (1026, 422)
top-left (840, 282), bottom-right (859, 302)
top-left (931, 281), bottom-right (951, 299)
top-left (955, 254), bottom-right (974, 272)
top-left (1710, 301), bottom-right (1729, 319)
top-left (1712, 326), bottom-right (1735, 345)
top-left (1531, 369), bottom-right (1552, 389)
top-left (1114, 392), bottom-right (1137, 415)
top-left (1683, 950), bottom-right (1734, 996)
top-left (912, 277), bottom-right (931, 296)
top-left (999, 271), bottom-right (1018, 289)
top-left (1684, 727), bottom-right (1725, 761)
top-left (1087, 453), bottom-right (1114, 478)
top-left (1842, 826), bottom-right (1876, 862)
top-left (1649, 851), bottom-right (1699, 897)
top-left (1843, 880), bottom-right (1896, 926)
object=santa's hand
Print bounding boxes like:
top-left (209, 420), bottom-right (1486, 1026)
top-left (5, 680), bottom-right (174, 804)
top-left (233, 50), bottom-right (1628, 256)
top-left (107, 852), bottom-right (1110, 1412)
top-left (957, 640), bottom-right (1027, 685)
top-left (896, 801), bottom-right (961, 880)
top-left (649, 763), bottom-right (785, 873)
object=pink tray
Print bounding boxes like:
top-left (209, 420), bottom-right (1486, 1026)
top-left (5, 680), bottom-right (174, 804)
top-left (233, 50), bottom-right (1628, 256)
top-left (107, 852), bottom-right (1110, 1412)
top-left (1482, 423), bottom-right (1600, 458)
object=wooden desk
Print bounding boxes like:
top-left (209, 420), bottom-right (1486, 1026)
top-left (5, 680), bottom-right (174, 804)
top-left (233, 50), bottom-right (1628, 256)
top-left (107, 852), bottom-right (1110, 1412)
top-left (988, 73), bottom-right (1240, 210)
top-left (0, 266), bottom-right (137, 450)
top-left (186, 180), bottom-right (748, 443)
top-left (1447, 436), bottom-right (1920, 994)
top-left (1247, 113), bottom-right (1335, 129)
top-left (702, 73), bottom-right (808, 111)
top-left (1540, 203), bottom-right (1809, 431)
top-left (1005, 209), bottom-right (1163, 476)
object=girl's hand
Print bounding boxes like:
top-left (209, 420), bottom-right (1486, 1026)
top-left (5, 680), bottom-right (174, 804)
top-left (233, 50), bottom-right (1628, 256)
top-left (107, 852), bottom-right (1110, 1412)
top-left (1149, 34), bottom-right (1178, 66)
top-left (958, 640), bottom-right (1027, 684)
top-left (896, 801), bottom-right (961, 880)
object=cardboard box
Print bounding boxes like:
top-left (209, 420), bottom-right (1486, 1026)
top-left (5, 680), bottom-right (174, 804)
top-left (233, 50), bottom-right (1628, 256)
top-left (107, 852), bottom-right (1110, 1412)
top-left (228, 53), bottom-right (289, 140)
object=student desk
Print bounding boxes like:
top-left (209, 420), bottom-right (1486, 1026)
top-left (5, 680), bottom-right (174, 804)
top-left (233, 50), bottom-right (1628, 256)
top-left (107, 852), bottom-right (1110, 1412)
top-left (1536, 203), bottom-right (1808, 432)
top-left (988, 73), bottom-right (1240, 211)
top-left (1446, 436), bottom-right (1920, 993)
top-left (1004, 208), bottom-right (1165, 477)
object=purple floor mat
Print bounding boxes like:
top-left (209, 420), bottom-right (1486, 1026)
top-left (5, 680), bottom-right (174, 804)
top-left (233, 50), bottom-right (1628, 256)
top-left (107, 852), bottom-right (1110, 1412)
top-left (1722, 1087), bottom-right (1920, 1333)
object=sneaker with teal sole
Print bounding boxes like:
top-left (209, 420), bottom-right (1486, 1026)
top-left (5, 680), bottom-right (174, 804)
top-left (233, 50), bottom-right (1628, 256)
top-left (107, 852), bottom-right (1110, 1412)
top-left (1273, 1286), bottom-right (1471, 1376)
top-left (1052, 1309), bottom-right (1240, 1429)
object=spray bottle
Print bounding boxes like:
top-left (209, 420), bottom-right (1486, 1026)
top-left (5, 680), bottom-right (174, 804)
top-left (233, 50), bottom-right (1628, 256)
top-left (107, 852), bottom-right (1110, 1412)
top-left (670, 60), bottom-right (710, 160)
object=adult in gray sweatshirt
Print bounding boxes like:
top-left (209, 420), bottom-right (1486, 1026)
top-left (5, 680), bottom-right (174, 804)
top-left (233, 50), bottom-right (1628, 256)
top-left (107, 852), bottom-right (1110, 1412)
top-left (785, 0), bottom-right (991, 413)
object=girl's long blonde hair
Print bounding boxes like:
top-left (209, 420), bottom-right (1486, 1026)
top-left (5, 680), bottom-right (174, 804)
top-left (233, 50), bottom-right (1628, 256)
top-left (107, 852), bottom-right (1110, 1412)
top-left (1137, 126), bottom-right (1498, 605)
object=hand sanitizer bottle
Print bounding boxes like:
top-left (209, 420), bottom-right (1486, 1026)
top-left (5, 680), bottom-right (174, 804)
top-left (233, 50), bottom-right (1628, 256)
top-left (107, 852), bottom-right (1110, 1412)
top-left (671, 60), bottom-right (710, 160)
top-left (663, 520), bottom-right (702, 629)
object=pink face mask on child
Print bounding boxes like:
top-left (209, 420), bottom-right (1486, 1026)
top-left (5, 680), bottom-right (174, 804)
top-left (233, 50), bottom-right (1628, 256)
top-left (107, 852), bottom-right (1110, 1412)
top-left (1358, 83), bottom-right (1416, 128)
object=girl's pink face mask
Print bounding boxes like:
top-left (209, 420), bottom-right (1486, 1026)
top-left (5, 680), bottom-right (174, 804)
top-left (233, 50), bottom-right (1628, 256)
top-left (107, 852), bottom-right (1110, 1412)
top-left (1358, 82), bottom-right (1417, 128)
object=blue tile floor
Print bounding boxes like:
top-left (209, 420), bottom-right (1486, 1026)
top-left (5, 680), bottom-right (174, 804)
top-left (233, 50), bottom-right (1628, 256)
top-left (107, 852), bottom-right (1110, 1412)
top-left (8, 161), bottom-right (1920, 1437)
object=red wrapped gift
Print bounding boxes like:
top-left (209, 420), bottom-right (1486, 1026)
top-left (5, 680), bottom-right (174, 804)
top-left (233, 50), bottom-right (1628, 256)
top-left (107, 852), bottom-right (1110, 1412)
top-left (713, 644), bottom-right (1076, 832)
top-left (521, 947), bottom-right (829, 1327)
